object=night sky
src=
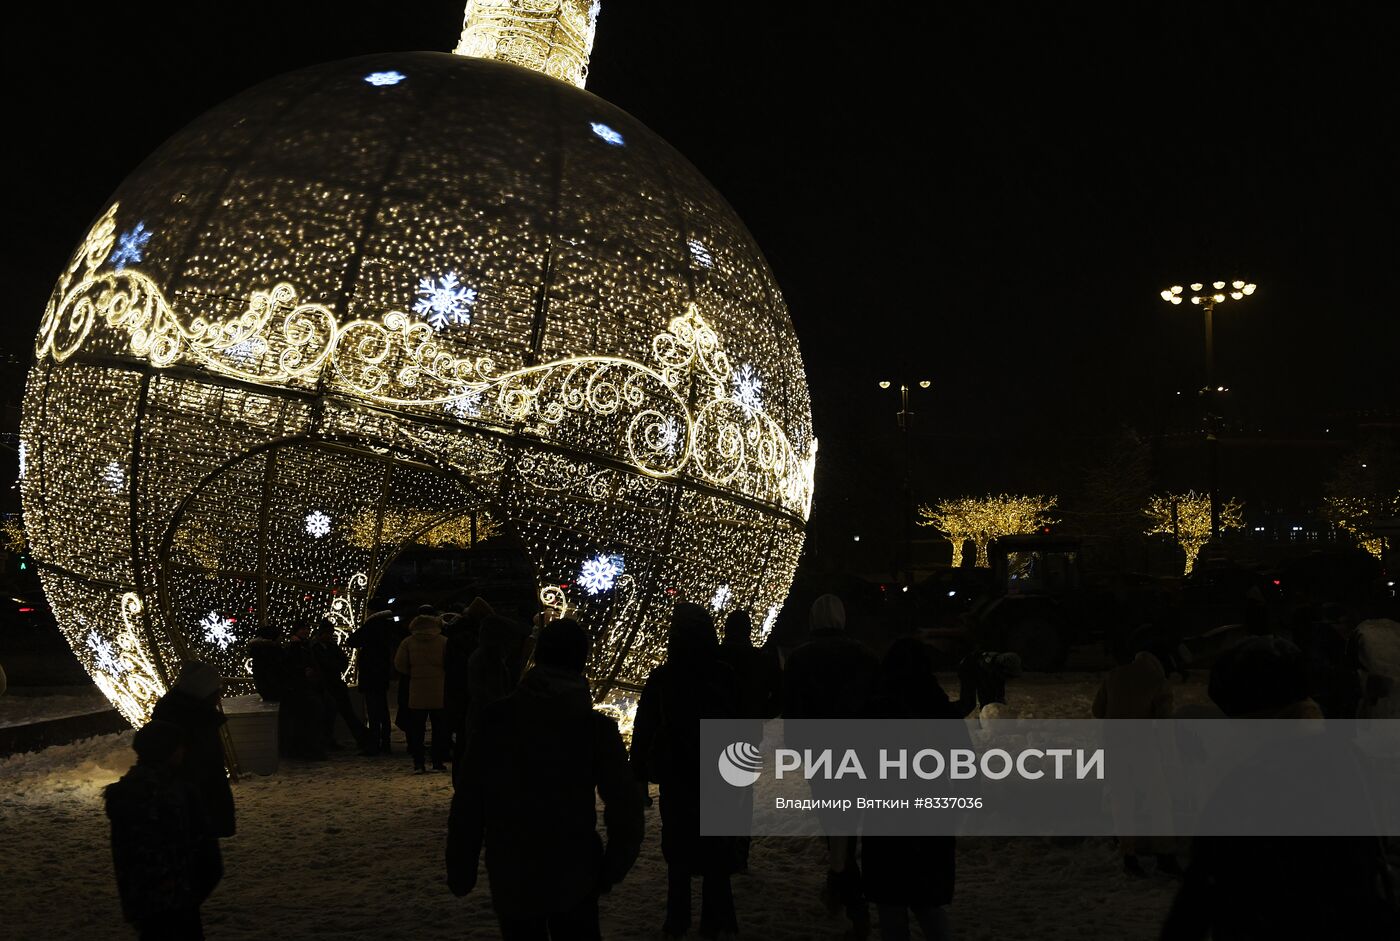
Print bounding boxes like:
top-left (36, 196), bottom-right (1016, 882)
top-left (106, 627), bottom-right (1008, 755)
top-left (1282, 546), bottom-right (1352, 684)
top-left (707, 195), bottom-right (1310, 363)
top-left (6, 2), bottom-right (1397, 554)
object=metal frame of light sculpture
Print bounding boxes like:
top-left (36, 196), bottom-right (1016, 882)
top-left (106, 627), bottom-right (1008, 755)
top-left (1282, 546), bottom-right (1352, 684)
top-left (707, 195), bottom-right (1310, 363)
top-left (20, 48), bottom-right (814, 726)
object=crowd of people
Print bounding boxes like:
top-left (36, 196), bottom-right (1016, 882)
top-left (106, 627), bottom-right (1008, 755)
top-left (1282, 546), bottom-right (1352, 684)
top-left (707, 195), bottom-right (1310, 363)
top-left (101, 593), bottom-right (1400, 940)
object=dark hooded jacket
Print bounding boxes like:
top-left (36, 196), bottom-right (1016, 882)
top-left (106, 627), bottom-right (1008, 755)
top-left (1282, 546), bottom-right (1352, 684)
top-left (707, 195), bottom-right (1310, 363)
top-left (630, 604), bottom-right (738, 874)
top-left (716, 616), bottom-right (782, 722)
top-left (465, 614), bottom-right (530, 735)
top-left (861, 638), bottom-right (967, 909)
top-left (149, 689), bottom-right (235, 837)
top-left (782, 596), bottom-right (878, 720)
top-left (310, 631), bottom-right (353, 700)
top-left (446, 665), bottom-right (643, 918)
top-left (443, 597), bottom-right (493, 736)
top-left (105, 762), bottom-right (222, 922)
top-left (246, 634), bottom-right (285, 702)
top-left (631, 605), bottom-right (738, 787)
top-left (346, 612), bottom-right (399, 691)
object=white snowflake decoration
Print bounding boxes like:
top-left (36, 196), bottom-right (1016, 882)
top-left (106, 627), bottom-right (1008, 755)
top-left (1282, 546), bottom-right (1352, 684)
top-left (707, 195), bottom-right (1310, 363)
top-left (656, 416), bottom-right (680, 454)
top-left (761, 605), bottom-right (779, 636)
top-left (110, 222), bottom-right (151, 272)
top-left (87, 630), bottom-right (126, 676)
top-left (102, 461), bottom-right (125, 493)
top-left (688, 238), bottom-right (713, 268)
top-left (444, 389), bottom-right (483, 420)
top-left (305, 510), bottom-right (332, 538)
top-left (364, 70), bottom-right (405, 86)
top-left (732, 364), bottom-right (763, 417)
top-left (200, 611), bottom-right (237, 651)
top-left (578, 553), bottom-right (622, 595)
top-left (591, 122), bottom-right (625, 146)
top-left (413, 272), bottom-right (477, 330)
top-left (711, 584), bottom-right (732, 611)
top-left (227, 337), bottom-right (267, 363)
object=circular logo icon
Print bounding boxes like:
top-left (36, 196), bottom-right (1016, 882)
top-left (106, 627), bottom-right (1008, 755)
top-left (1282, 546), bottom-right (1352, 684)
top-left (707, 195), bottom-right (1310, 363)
top-left (717, 741), bottom-right (763, 788)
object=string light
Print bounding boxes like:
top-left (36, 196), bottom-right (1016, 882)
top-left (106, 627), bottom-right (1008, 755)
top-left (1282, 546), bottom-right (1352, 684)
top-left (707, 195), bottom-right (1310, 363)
top-left (1143, 491), bottom-right (1244, 574)
top-left (364, 71), bottom-right (405, 86)
top-left (413, 272), bottom-right (477, 329)
top-left (455, 0), bottom-right (600, 89)
top-left (1324, 494), bottom-right (1398, 560)
top-left (305, 511), bottom-right (333, 539)
top-left (579, 553), bottom-right (622, 594)
top-left (590, 122), bottom-right (625, 146)
top-left (1, 516), bottom-right (26, 554)
top-left (199, 611), bottom-right (237, 651)
top-left (918, 494), bottom-right (1058, 567)
top-left (20, 19), bottom-right (812, 725)
top-left (688, 239), bottom-right (713, 269)
top-left (102, 461), bottom-right (125, 493)
top-left (109, 222), bottom-right (150, 272)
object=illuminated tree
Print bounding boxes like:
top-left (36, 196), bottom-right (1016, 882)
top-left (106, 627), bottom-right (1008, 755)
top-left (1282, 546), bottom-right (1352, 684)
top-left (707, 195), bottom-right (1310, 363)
top-left (417, 514), bottom-right (501, 550)
top-left (1323, 437), bottom-right (1399, 560)
top-left (919, 494), bottom-right (1058, 567)
top-left (1, 515), bottom-right (26, 555)
top-left (1143, 491), bottom-right (1243, 575)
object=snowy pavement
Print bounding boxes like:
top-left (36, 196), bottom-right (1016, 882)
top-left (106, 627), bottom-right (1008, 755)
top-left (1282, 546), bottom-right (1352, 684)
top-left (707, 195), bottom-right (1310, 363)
top-left (0, 673), bottom-right (1207, 940)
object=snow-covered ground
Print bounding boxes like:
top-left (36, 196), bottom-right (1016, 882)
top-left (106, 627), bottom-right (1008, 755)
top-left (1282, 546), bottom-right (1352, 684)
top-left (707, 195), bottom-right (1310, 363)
top-left (0, 672), bottom-right (1207, 940)
top-left (0, 685), bottom-right (112, 729)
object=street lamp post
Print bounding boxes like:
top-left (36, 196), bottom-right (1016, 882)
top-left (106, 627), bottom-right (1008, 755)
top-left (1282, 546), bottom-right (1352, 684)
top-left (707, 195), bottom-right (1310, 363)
top-left (878, 379), bottom-right (931, 587)
top-left (1160, 280), bottom-right (1257, 541)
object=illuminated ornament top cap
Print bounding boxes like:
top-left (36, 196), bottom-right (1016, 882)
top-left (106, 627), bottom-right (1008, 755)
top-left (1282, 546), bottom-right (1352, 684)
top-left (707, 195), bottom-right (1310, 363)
top-left (454, 0), bottom-right (600, 89)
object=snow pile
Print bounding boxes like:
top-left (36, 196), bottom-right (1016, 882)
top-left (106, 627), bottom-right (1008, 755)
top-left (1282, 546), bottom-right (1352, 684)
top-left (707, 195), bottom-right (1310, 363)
top-left (0, 685), bottom-right (112, 728)
top-left (0, 729), bottom-right (134, 803)
top-left (1357, 619), bottom-right (1400, 718)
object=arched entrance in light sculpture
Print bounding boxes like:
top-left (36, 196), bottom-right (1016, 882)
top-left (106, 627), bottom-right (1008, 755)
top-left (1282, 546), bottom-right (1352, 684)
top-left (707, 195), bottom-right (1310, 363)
top-left (19, 11), bottom-right (815, 727)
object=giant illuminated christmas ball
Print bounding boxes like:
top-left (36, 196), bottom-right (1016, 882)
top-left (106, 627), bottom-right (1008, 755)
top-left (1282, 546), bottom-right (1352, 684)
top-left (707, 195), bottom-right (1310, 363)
top-left (20, 42), bottom-right (814, 725)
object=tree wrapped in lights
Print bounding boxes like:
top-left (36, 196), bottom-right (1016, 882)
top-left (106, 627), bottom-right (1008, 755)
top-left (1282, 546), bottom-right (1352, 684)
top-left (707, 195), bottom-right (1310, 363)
top-left (1323, 437), bottom-right (1399, 561)
top-left (1143, 491), bottom-right (1243, 575)
top-left (18, 4), bottom-right (814, 726)
top-left (1325, 496), bottom-right (1397, 560)
top-left (1, 515), bottom-right (27, 555)
top-left (919, 494), bottom-right (1058, 567)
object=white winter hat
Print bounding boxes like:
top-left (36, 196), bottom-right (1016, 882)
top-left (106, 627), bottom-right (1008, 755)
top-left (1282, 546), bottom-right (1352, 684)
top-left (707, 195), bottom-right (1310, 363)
top-left (175, 660), bottom-right (222, 700)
